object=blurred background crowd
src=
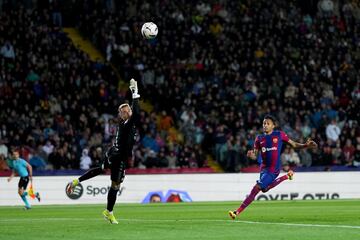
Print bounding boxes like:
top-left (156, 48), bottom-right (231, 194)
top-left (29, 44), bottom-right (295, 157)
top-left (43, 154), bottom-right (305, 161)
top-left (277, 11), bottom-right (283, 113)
top-left (0, 0), bottom-right (359, 173)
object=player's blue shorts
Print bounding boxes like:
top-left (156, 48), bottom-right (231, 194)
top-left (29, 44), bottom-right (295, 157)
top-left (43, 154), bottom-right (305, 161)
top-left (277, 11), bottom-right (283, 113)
top-left (256, 170), bottom-right (279, 191)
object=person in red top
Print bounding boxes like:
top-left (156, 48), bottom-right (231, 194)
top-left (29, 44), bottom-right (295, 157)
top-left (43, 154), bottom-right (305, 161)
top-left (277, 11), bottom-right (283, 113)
top-left (229, 115), bottom-right (317, 220)
top-left (343, 139), bottom-right (355, 166)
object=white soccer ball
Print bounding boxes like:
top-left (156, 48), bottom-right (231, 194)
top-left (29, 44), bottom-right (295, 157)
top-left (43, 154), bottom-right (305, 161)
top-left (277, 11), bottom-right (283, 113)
top-left (141, 22), bottom-right (158, 39)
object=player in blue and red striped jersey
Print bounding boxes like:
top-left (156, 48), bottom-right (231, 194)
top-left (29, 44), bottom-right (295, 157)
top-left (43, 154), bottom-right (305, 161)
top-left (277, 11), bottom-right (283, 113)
top-left (229, 115), bottom-right (317, 220)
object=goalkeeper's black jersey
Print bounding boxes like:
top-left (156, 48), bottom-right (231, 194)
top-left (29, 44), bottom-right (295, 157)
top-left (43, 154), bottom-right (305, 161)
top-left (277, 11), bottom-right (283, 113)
top-left (113, 98), bottom-right (139, 158)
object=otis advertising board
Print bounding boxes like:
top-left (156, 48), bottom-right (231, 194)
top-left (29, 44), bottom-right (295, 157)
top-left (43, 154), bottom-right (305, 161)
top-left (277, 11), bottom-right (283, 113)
top-left (0, 172), bottom-right (359, 206)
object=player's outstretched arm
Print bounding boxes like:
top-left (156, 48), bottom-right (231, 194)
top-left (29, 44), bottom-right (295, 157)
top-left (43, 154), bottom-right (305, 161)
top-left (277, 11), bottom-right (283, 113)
top-left (288, 138), bottom-right (318, 150)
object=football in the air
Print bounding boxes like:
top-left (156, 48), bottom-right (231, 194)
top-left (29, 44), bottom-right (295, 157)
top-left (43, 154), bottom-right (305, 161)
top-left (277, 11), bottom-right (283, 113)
top-left (141, 22), bottom-right (158, 39)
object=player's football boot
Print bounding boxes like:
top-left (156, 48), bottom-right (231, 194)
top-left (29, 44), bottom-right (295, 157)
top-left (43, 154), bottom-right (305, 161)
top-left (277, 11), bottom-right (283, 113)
top-left (66, 179), bottom-right (79, 194)
top-left (35, 192), bottom-right (41, 202)
top-left (102, 209), bottom-right (119, 224)
top-left (228, 210), bottom-right (237, 220)
top-left (287, 170), bottom-right (294, 180)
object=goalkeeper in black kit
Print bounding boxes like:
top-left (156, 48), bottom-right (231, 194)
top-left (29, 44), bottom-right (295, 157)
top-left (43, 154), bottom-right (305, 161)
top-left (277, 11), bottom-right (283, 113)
top-left (66, 78), bottom-right (140, 224)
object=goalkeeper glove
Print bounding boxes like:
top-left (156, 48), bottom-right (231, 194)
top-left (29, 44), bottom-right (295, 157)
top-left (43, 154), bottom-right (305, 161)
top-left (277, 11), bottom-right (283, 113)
top-left (129, 78), bottom-right (140, 99)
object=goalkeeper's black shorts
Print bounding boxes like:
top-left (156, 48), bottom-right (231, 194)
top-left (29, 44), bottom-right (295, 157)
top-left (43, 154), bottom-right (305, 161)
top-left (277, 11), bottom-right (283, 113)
top-left (102, 146), bottom-right (126, 183)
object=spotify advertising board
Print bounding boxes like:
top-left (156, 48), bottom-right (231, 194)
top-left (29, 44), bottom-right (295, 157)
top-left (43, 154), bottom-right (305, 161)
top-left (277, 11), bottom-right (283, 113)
top-left (0, 172), bottom-right (359, 205)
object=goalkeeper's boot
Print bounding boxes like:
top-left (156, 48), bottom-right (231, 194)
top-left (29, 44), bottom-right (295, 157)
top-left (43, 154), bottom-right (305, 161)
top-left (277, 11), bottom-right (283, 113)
top-left (35, 192), bottom-right (41, 202)
top-left (228, 210), bottom-right (237, 220)
top-left (66, 179), bottom-right (79, 194)
top-left (287, 170), bottom-right (294, 180)
top-left (102, 209), bottom-right (119, 224)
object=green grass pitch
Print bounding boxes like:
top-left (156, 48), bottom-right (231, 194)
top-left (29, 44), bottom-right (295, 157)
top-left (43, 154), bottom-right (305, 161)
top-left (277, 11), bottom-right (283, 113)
top-left (0, 200), bottom-right (359, 240)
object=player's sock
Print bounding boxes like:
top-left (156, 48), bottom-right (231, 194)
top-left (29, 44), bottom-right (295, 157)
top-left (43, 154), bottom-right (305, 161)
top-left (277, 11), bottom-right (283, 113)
top-left (107, 187), bottom-right (119, 212)
top-left (236, 185), bottom-right (260, 214)
top-left (23, 192), bottom-right (28, 196)
top-left (264, 174), bottom-right (289, 192)
top-left (78, 167), bottom-right (104, 182)
top-left (21, 193), bottom-right (31, 209)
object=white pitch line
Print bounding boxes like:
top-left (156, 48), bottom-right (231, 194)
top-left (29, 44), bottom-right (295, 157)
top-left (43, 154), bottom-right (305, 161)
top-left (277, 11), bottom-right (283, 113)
top-left (233, 220), bottom-right (360, 230)
top-left (0, 218), bottom-right (359, 230)
top-left (120, 218), bottom-right (360, 230)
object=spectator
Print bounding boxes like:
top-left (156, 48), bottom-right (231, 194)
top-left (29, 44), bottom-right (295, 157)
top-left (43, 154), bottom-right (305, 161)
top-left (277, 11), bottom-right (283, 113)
top-left (48, 148), bottom-right (68, 170)
top-left (326, 119), bottom-right (341, 143)
top-left (142, 132), bottom-right (160, 153)
top-left (214, 125), bottom-right (228, 163)
top-left (194, 144), bottom-right (206, 168)
top-left (29, 151), bottom-right (47, 170)
top-left (281, 147), bottom-right (291, 167)
top-left (158, 148), bottom-right (168, 168)
top-left (180, 108), bottom-right (197, 126)
top-left (0, 41), bottom-right (15, 59)
top-left (166, 151), bottom-right (177, 169)
top-left (354, 144), bottom-right (360, 167)
top-left (51, 0), bottom-right (63, 27)
top-left (288, 148), bottom-right (301, 167)
top-left (42, 141), bottom-right (54, 156)
top-left (196, 1), bottom-right (211, 16)
top-left (0, 139), bottom-right (8, 159)
top-left (90, 147), bottom-right (103, 167)
top-left (320, 143), bottom-right (334, 166)
top-left (332, 141), bottom-right (344, 165)
top-left (144, 149), bottom-right (158, 168)
top-left (343, 139), bottom-right (355, 166)
top-left (159, 111), bottom-right (174, 132)
top-left (133, 147), bottom-right (146, 169)
top-left (0, 155), bottom-right (9, 170)
top-left (299, 149), bottom-right (312, 167)
top-left (80, 148), bottom-right (92, 170)
top-left (224, 136), bottom-right (240, 172)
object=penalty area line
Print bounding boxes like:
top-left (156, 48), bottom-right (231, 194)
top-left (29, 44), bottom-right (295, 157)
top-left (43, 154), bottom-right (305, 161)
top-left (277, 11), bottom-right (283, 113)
top-left (119, 218), bottom-right (360, 229)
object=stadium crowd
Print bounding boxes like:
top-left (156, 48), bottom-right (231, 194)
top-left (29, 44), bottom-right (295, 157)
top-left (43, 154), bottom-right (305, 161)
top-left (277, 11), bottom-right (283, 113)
top-left (0, 0), bottom-right (360, 172)
top-left (0, 2), bottom-right (206, 172)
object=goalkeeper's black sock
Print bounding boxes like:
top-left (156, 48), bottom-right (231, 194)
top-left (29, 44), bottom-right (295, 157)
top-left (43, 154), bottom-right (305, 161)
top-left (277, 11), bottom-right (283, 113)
top-left (107, 187), bottom-right (119, 212)
top-left (79, 167), bottom-right (104, 182)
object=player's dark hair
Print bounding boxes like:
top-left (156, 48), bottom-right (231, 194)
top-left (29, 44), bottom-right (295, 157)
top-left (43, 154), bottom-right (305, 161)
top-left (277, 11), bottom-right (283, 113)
top-left (10, 148), bottom-right (20, 154)
top-left (264, 114), bottom-right (278, 128)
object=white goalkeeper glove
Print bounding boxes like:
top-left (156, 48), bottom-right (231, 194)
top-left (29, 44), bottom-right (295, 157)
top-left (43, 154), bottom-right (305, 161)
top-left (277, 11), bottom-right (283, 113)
top-left (129, 78), bottom-right (140, 99)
